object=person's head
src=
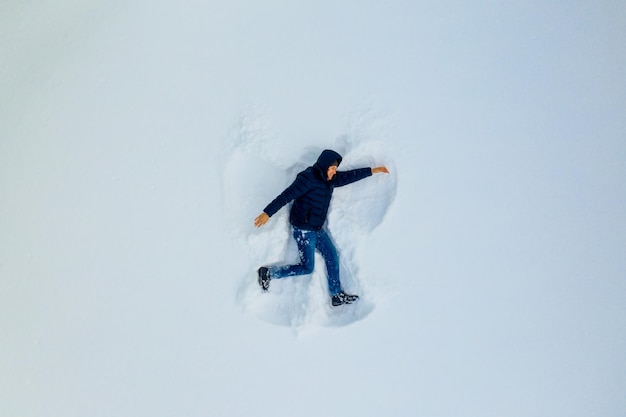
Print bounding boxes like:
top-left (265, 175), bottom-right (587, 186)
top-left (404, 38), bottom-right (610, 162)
top-left (315, 149), bottom-right (342, 181)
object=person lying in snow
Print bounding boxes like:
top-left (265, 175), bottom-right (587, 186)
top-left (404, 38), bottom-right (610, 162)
top-left (254, 149), bottom-right (389, 307)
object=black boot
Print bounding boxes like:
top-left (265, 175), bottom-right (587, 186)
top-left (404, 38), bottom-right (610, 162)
top-left (257, 267), bottom-right (270, 292)
top-left (331, 291), bottom-right (359, 306)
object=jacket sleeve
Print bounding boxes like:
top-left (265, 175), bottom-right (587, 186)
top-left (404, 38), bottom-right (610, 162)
top-left (263, 173), bottom-right (310, 217)
top-left (334, 168), bottom-right (372, 188)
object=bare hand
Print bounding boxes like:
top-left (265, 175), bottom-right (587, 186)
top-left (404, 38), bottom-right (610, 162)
top-left (254, 212), bottom-right (270, 228)
top-left (372, 166), bottom-right (389, 174)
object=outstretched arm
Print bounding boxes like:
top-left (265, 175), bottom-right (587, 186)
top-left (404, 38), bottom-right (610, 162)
top-left (335, 166), bottom-right (390, 187)
top-left (254, 173), bottom-right (310, 228)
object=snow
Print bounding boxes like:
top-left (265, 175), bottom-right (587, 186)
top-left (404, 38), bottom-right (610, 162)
top-left (2, 1), bottom-right (626, 417)
top-left (223, 109), bottom-right (397, 329)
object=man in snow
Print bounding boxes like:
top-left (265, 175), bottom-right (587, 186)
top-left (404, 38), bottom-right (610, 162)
top-left (254, 149), bottom-right (389, 306)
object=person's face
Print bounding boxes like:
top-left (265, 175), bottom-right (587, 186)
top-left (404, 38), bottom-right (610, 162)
top-left (327, 165), bottom-right (337, 180)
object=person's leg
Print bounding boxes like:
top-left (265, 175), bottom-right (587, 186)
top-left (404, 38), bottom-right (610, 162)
top-left (315, 229), bottom-right (342, 296)
top-left (268, 227), bottom-right (316, 279)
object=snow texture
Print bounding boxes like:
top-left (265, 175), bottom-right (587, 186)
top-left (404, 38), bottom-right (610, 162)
top-left (222, 107), bottom-right (396, 329)
top-left (1, 1), bottom-right (626, 417)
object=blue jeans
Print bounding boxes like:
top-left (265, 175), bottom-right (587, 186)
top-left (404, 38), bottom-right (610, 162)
top-left (268, 227), bottom-right (342, 296)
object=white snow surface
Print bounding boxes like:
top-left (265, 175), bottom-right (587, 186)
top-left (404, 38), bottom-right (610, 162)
top-left (2, 1), bottom-right (626, 417)
top-left (224, 111), bottom-right (397, 329)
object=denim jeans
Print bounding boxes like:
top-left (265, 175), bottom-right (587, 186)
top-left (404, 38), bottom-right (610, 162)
top-left (268, 227), bottom-right (341, 296)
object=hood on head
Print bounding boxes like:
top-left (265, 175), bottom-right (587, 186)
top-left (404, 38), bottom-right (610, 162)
top-left (315, 149), bottom-right (343, 173)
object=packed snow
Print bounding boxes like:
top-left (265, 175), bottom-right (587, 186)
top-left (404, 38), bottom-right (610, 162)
top-left (1, 1), bottom-right (625, 417)
top-left (223, 107), bottom-right (396, 329)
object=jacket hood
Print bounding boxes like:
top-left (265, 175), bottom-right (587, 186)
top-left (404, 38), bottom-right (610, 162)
top-left (314, 149), bottom-right (343, 175)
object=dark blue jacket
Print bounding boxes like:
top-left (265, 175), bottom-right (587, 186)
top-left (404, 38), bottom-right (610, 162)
top-left (263, 149), bottom-right (372, 230)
